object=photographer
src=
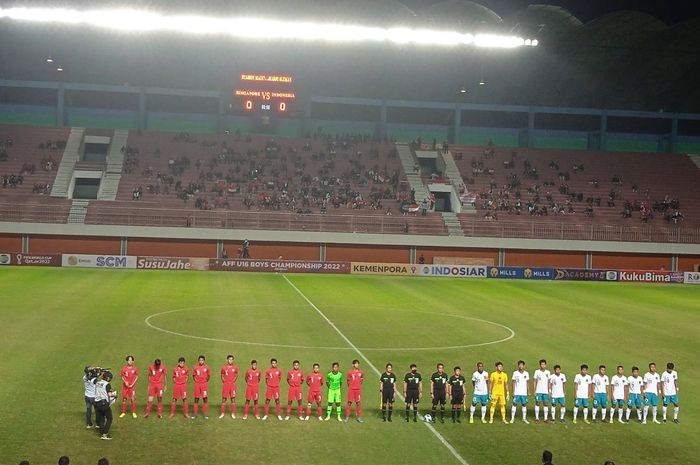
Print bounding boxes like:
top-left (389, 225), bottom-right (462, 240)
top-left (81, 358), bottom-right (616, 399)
top-left (94, 371), bottom-right (117, 440)
top-left (83, 367), bottom-right (97, 428)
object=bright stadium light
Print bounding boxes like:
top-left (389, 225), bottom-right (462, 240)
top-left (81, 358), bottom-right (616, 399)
top-left (0, 7), bottom-right (539, 49)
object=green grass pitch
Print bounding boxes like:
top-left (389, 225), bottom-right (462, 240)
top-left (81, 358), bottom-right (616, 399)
top-left (0, 268), bottom-right (698, 465)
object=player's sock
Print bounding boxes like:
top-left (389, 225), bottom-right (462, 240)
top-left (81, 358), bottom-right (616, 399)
top-left (184, 402), bottom-right (189, 417)
top-left (275, 404), bottom-right (281, 416)
top-left (193, 403), bottom-right (199, 415)
top-left (583, 408), bottom-right (588, 420)
top-left (500, 406), bottom-right (506, 421)
top-left (221, 403), bottom-right (226, 414)
top-left (637, 408), bottom-right (641, 420)
top-left (121, 403), bottom-right (127, 414)
top-left (381, 405), bottom-right (386, 420)
top-left (157, 402), bottom-right (163, 416)
top-left (264, 404), bottom-right (270, 416)
top-left (662, 406), bottom-right (667, 420)
top-left (489, 405), bottom-right (495, 420)
top-left (357, 404), bottom-right (362, 418)
top-left (470, 405), bottom-right (475, 419)
top-left (543, 405), bottom-right (548, 421)
top-left (317, 406), bottom-right (322, 417)
top-left (451, 409), bottom-right (455, 421)
top-left (441, 405), bottom-right (446, 420)
top-left (170, 402), bottom-right (177, 416)
top-left (336, 405), bottom-right (342, 417)
top-left (601, 408), bottom-right (606, 420)
top-left (560, 407), bottom-right (565, 420)
top-left (618, 408), bottom-right (623, 421)
top-left (406, 405), bottom-right (410, 419)
top-left (244, 404), bottom-right (249, 416)
top-left (674, 407), bottom-right (679, 420)
top-left (146, 401), bottom-right (153, 415)
top-left (306, 406), bottom-right (311, 417)
top-left (592, 407), bottom-right (597, 420)
top-left (388, 405), bottom-right (393, 420)
top-left (345, 405), bottom-right (351, 418)
top-left (412, 405), bottom-right (416, 421)
top-left (203, 403), bottom-right (209, 416)
top-left (625, 408), bottom-right (631, 421)
top-left (643, 405), bottom-right (649, 421)
top-left (510, 405), bottom-right (516, 421)
top-left (521, 406), bottom-right (527, 420)
top-left (652, 406), bottom-right (658, 421)
top-left (573, 406), bottom-right (578, 420)
top-left (254, 404), bottom-right (259, 417)
top-left (535, 405), bottom-right (539, 420)
top-left (286, 405), bottom-right (292, 417)
top-left (550, 406), bottom-right (555, 419)
top-left (481, 406), bottom-right (486, 420)
top-left (132, 401), bottom-right (137, 414)
top-left (457, 409), bottom-right (462, 420)
top-left (326, 404), bottom-right (332, 417)
top-left (298, 404), bottom-right (303, 417)
top-left (231, 403), bottom-right (237, 415)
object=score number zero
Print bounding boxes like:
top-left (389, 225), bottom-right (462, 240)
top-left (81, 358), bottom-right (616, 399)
top-left (244, 100), bottom-right (287, 112)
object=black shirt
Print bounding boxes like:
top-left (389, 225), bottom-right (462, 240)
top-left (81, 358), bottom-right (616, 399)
top-left (404, 371), bottom-right (422, 391)
top-left (380, 372), bottom-right (397, 392)
top-left (431, 372), bottom-right (449, 392)
top-left (449, 375), bottom-right (466, 394)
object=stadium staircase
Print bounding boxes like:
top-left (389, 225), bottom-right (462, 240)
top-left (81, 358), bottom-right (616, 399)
top-left (67, 199), bottom-right (90, 224)
top-left (442, 150), bottom-right (475, 214)
top-left (50, 127), bottom-right (85, 198)
top-left (396, 143), bottom-right (430, 203)
top-left (441, 211), bottom-right (464, 236)
top-left (97, 129), bottom-right (128, 200)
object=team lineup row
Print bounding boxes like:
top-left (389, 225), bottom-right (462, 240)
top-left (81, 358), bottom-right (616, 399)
top-left (86, 355), bottom-right (680, 426)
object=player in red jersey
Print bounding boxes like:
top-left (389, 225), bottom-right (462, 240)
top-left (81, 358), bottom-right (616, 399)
top-left (119, 355), bottom-right (138, 418)
top-left (285, 360), bottom-right (305, 420)
top-left (305, 363), bottom-right (325, 421)
top-left (144, 358), bottom-right (166, 418)
top-left (169, 357), bottom-right (190, 419)
top-left (219, 354), bottom-right (239, 419)
top-left (345, 359), bottom-right (365, 423)
top-left (243, 360), bottom-right (262, 420)
top-left (264, 358), bottom-right (283, 420)
top-left (191, 355), bottom-right (211, 419)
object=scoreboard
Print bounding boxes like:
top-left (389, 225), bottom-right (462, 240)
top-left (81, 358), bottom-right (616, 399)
top-left (233, 73), bottom-right (296, 114)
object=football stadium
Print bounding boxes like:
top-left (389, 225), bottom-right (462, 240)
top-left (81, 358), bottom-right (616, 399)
top-left (0, 1), bottom-right (699, 465)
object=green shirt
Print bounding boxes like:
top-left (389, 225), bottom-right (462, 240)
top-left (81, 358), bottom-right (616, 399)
top-left (327, 371), bottom-right (343, 390)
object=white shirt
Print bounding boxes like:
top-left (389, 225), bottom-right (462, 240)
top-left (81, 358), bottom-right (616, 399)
top-left (83, 375), bottom-right (96, 398)
top-left (643, 372), bottom-right (660, 394)
top-left (627, 375), bottom-right (643, 394)
top-left (661, 370), bottom-right (678, 396)
top-left (611, 375), bottom-right (628, 400)
top-left (574, 373), bottom-right (592, 398)
top-left (592, 374), bottom-right (609, 394)
top-left (472, 371), bottom-right (489, 396)
top-left (549, 373), bottom-right (566, 398)
top-left (512, 370), bottom-right (529, 396)
top-left (533, 369), bottom-right (551, 394)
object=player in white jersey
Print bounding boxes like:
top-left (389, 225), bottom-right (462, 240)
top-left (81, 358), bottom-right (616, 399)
top-left (626, 366), bottom-right (644, 422)
top-left (609, 365), bottom-right (628, 423)
top-left (510, 360), bottom-right (530, 424)
top-left (533, 359), bottom-right (551, 423)
top-left (591, 365), bottom-right (610, 422)
top-left (573, 364), bottom-right (592, 424)
top-left (661, 362), bottom-right (679, 423)
top-left (469, 362), bottom-right (490, 424)
top-left (548, 364), bottom-right (567, 423)
top-left (643, 362), bottom-right (661, 424)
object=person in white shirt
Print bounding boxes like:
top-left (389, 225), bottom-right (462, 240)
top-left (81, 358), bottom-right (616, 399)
top-left (626, 366), bottom-right (644, 422)
top-left (83, 367), bottom-right (97, 428)
top-left (591, 365), bottom-right (610, 422)
top-left (548, 364), bottom-right (567, 422)
top-left (510, 360), bottom-right (530, 424)
top-left (469, 361), bottom-right (490, 424)
top-left (532, 359), bottom-right (551, 423)
top-left (643, 362), bottom-right (661, 424)
top-left (660, 362), bottom-right (679, 423)
top-left (610, 365), bottom-right (628, 423)
top-left (573, 364), bottom-right (592, 424)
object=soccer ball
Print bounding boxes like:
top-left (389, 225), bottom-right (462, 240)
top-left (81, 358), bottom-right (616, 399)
top-left (423, 414), bottom-right (432, 422)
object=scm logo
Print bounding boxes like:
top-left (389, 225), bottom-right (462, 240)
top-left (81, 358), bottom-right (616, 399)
top-left (96, 256), bottom-right (128, 267)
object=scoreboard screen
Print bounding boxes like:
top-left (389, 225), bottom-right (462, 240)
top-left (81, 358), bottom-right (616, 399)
top-left (233, 73), bottom-right (296, 114)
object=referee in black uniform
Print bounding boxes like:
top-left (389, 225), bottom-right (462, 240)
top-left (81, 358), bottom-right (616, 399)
top-left (430, 363), bottom-right (449, 423)
top-left (379, 363), bottom-right (397, 422)
top-left (94, 371), bottom-right (117, 440)
top-left (448, 366), bottom-right (466, 423)
top-left (403, 364), bottom-right (422, 422)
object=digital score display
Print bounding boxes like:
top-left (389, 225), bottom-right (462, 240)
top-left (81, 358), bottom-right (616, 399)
top-left (234, 73), bottom-right (296, 114)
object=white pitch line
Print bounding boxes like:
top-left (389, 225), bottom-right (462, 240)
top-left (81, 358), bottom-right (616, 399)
top-left (282, 274), bottom-right (470, 465)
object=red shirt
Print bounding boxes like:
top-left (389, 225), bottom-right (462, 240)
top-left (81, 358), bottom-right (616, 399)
top-left (287, 369), bottom-right (304, 387)
top-left (245, 368), bottom-right (262, 387)
top-left (121, 365), bottom-right (138, 385)
top-left (265, 368), bottom-right (283, 388)
top-left (348, 369), bottom-right (365, 390)
top-left (306, 373), bottom-right (324, 392)
top-left (148, 364), bottom-right (166, 385)
top-left (173, 366), bottom-right (189, 385)
top-left (221, 365), bottom-right (239, 384)
top-left (193, 364), bottom-right (211, 384)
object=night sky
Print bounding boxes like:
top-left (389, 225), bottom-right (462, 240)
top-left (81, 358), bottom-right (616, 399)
top-left (400, 0), bottom-right (700, 25)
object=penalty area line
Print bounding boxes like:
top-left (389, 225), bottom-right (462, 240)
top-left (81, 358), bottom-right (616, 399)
top-left (282, 274), bottom-right (470, 465)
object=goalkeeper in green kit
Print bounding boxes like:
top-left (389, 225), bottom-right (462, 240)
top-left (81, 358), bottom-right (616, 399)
top-left (325, 362), bottom-right (344, 421)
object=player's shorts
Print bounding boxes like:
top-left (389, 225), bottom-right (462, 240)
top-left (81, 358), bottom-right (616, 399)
top-left (612, 398), bottom-right (625, 408)
top-left (349, 389), bottom-right (362, 403)
top-left (627, 393), bottom-right (642, 408)
top-left (574, 398), bottom-right (589, 408)
top-left (122, 386), bottom-right (135, 398)
top-left (148, 384), bottom-right (164, 398)
top-left (382, 391), bottom-right (395, 404)
top-left (307, 390), bottom-right (322, 404)
top-left (245, 386), bottom-right (259, 402)
top-left (513, 395), bottom-right (528, 405)
top-left (173, 384), bottom-right (187, 400)
top-left (194, 383), bottom-right (208, 398)
top-left (490, 394), bottom-right (506, 407)
top-left (644, 393), bottom-right (658, 406)
top-left (432, 390), bottom-right (446, 405)
top-left (593, 393), bottom-right (608, 408)
top-left (552, 397), bottom-right (565, 406)
top-left (328, 388), bottom-right (342, 404)
top-left (221, 383), bottom-right (236, 399)
top-left (266, 386), bottom-right (280, 401)
top-left (535, 393), bottom-right (550, 403)
top-left (451, 391), bottom-right (464, 405)
top-left (472, 394), bottom-right (489, 406)
top-left (405, 390), bottom-right (420, 404)
top-left (663, 395), bottom-right (679, 406)
top-left (287, 387), bottom-right (303, 402)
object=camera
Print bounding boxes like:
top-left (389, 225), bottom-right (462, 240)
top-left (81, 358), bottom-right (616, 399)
top-left (84, 365), bottom-right (110, 380)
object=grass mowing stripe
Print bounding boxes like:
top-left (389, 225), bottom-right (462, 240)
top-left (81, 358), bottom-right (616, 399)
top-left (282, 274), bottom-right (470, 465)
